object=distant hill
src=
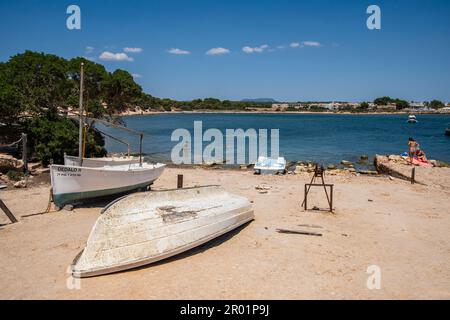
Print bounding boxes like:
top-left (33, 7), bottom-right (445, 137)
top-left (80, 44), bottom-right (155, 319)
top-left (241, 98), bottom-right (277, 103)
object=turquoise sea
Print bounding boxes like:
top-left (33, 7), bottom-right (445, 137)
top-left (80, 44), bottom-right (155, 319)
top-left (101, 113), bottom-right (450, 166)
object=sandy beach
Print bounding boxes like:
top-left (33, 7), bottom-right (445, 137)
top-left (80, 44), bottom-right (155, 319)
top-left (1, 166), bottom-right (449, 300)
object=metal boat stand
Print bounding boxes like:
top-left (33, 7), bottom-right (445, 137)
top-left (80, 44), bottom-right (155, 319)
top-left (302, 165), bottom-right (334, 213)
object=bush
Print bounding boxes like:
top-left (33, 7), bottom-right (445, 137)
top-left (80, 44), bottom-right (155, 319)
top-left (6, 170), bottom-right (24, 181)
top-left (25, 113), bottom-right (107, 165)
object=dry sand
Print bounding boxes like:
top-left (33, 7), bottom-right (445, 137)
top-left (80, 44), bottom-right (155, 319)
top-left (0, 167), bottom-right (449, 300)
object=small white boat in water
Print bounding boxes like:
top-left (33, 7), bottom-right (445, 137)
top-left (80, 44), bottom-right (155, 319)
top-left (64, 154), bottom-right (141, 168)
top-left (407, 115), bottom-right (418, 123)
top-left (71, 186), bottom-right (254, 277)
top-left (50, 162), bottom-right (166, 207)
top-left (254, 156), bottom-right (287, 175)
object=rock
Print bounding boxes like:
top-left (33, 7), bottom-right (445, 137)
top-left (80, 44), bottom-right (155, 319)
top-left (359, 170), bottom-right (378, 175)
top-left (388, 155), bottom-right (403, 162)
top-left (360, 155), bottom-right (369, 161)
top-left (28, 163), bottom-right (42, 171)
top-left (429, 160), bottom-right (438, 167)
top-left (13, 180), bottom-right (27, 188)
top-left (327, 165), bottom-right (336, 170)
top-left (341, 160), bottom-right (353, 166)
top-left (63, 204), bottom-right (74, 211)
top-left (0, 154), bottom-right (24, 172)
top-left (348, 168), bottom-right (357, 173)
top-left (255, 184), bottom-right (271, 191)
top-left (294, 165), bottom-right (307, 174)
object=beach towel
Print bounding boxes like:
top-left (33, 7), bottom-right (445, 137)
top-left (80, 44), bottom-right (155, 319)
top-left (411, 158), bottom-right (433, 167)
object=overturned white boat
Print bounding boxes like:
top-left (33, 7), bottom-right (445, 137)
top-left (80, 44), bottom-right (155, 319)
top-left (50, 163), bottom-right (165, 208)
top-left (254, 156), bottom-right (287, 175)
top-left (71, 186), bottom-right (254, 278)
top-left (64, 154), bottom-right (141, 168)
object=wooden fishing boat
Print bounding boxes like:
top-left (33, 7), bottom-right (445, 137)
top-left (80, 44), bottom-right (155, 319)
top-left (64, 154), bottom-right (141, 168)
top-left (50, 63), bottom-right (166, 208)
top-left (254, 156), bottom-right (287, 175)
top-left (50, 163), bottom-right (166, 207)
top-left (71, 186), bottom-right (254, 278)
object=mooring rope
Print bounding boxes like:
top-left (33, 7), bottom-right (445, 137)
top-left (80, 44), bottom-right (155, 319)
top-left (0, 137), bottom-right (23, 148)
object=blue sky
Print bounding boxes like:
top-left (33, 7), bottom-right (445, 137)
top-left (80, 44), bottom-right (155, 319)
top-left (1, 0), bottom-right (449, 102)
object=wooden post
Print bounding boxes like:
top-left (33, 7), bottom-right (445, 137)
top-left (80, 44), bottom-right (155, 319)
top-left (139, 134), bottom-right (143, 167)
top-left (304, 184), bottom-right (308, 210)
top-left (22, 133), bottom-right (28, 174)
top-left (330, 185), bottom-right (334, 213)
top-left (177, 175), bottom-right (184, 189)
top-left (411, 167), bottom-right (416, 184)
top-left (0, 199), bottom-right (18, 224)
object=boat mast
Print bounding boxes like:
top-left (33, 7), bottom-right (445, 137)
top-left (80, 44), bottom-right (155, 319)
top-left (78, 63), bottom-right (85, 166)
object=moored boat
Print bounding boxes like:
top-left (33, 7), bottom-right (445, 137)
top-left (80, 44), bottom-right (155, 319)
top-left (254, 156), bottom-right (287, 175)
top-left (71, 186), bottom-right (254, 277)
top-left (50, 162), bottom-right (166, 207)
top-left (407, 115), bottom-right (418, 123)
top-left (64, 154), bottom-right (141, 168)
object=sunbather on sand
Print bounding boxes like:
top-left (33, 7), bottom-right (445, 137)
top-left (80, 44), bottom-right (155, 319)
top-left (416, 149), bottom-right (428, 162)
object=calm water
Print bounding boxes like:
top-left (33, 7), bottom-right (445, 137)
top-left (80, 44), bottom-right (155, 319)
top-left (100, 113), bottom-right (450, 165)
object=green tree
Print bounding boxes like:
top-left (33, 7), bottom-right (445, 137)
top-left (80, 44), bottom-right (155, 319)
top-left (103, 70), bottom-right (143, 113)
top-left (4, 51), bottom-right (70, 116)
top-left (395, 99), bottom-right (409, 110)
top-left (359, 102), bottom-right (370, 109)
top-left (66, 57), bottom-right (109, 116)
top-left (429, 100), bottom-right (445, 109)
top-left (25, 112), bottom-right (106, 165)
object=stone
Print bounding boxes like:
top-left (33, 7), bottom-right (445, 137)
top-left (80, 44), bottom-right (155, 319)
top-left (255, 185), bottom-right (271, 191)
top-left (63, 204), bottom-right (74, 211)
top-left (360, 155), bottom-right (369, 161)
top-left (359, 170), bottom-right (378, 175)
top-left (327, 165), bottom-right (337, 170)
top-left (294, 165), bottom-right (307, 174)
top-left (388, 155), bottom-right (403, 162)
top-left (13, 180), bottom-right (27, 188)
top-left (341, 160), bottom-right (353, 166)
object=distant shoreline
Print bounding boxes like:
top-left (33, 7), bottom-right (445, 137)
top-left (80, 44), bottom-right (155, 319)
top-left (119, 110), bottom-right (450, 117)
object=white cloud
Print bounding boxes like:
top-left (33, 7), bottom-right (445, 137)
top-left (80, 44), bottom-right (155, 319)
top-left (206, 47), bottom-right (230, 56)
top-left (277, 45), bottom-right (286, 49)
top-left (85, 46), bottom-right (94, 54)
top-left (290, 42), bottom-right (302, 48)
top-left (123, 47), bottom-right (143, 53)
top-left (168, 48), bottom-right (191, 55)
top-left (242, 44), bottom-right (269, 54)
top-left (83, 56), bottom-right (96, 61)
top-left (99, 51), bottom-right (134, 62)
top-left (303, 41), bottom-right (321, 47)
top-left (132, 73), bottom-right (142, 79)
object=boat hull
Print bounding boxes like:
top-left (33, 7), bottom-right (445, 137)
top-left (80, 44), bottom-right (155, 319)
top-left (64, 155), bottom-right (141, 167)
top-left (50, 163), bottom-right (166, 207)
top-left (254, 157), bottom-right (287, 175)
top-left (71, 186), bottom-right (254, 278)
